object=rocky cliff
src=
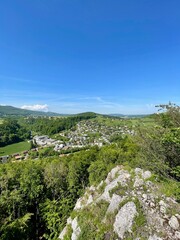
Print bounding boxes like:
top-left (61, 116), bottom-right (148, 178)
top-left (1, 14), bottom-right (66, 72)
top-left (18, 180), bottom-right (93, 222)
top-left (59, 166), bottom-right (180, 240)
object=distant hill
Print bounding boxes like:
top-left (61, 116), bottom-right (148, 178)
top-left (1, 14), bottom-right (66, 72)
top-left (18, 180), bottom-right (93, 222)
top-left (0, 105), bottom-right (64, 117)
top-left (109, 113), bottom-right (149, 118)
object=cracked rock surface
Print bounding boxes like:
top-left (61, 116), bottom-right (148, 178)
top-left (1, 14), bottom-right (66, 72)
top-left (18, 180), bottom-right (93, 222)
top-left (59, 166), bottom-right (180, 240)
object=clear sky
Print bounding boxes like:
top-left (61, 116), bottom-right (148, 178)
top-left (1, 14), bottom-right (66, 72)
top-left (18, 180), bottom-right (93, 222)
top-left (1, 0), bottom-right (180, 114)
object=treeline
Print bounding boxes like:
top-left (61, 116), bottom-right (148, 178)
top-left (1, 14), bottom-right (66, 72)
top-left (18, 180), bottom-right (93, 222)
top-left (0, 138), bottom-right (137, 240)
top-left (0, 119), bottom-right (30, 147)
top-left (23, 112), bottom-right (97, 136)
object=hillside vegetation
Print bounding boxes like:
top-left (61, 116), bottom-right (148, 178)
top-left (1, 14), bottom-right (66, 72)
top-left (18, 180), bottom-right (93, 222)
top-left (0, 119), bottom-right (31, 147)
top-left (0, 103), bottom-right (179, 240)
top-left (0, 105), bottom-right (62, 117)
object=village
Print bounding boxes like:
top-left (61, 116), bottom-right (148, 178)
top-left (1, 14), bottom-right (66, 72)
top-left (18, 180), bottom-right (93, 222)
top-left (0, 119), bottom-right (134, 163)
top-left (34, 119), bottom-right (134, 149)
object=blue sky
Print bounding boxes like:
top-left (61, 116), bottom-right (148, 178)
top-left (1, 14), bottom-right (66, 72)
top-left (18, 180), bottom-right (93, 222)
top-left (1, 0), bottom-right (180, 114)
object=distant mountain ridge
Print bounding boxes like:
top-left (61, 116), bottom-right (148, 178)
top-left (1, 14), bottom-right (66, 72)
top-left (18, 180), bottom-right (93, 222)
top-left (109, 113), bottom-right (149, 118)
top-left (0, 105), bottom-right (64, 117)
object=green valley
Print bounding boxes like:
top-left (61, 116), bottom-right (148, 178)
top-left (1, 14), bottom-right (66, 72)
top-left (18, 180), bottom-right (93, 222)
top-left (0, 103), bottom-right (179, 240)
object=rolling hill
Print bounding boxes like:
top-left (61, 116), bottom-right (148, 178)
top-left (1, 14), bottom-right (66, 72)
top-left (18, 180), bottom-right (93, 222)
top-left (0, 105), bottom-right (63, 117)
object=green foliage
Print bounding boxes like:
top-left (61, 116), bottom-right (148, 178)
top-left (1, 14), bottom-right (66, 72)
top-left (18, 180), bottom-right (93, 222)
top-left (0, 118), bottom-right (30, 147)
top-left (0, 147), bottom-right (99, 239)
top-left (136, 103), bottom-right (180, 180)
top-left (132, 198), bottom-right (147, 238)
top-left (77, 201), bottom-right (109, 240)
top-left (67, 149), bottom-right (97, 196)
top-left (0, 213), bottom-right (33, 240)
top-left (44, 161), bottom-right (68, 199)
top-left (88, 160), bottom-right (113, 185)
top-left (161, 128), bottom-right (180, 168)
top-left (171, 166), bottom-right (180, 180)
top-left (63, 225), bottom-right (73, 240)
top-left (157, 176), bottom-right (180, 202)
top-left (40, 198), bottom-right (74, 240)
top-left (156, 102), bottom-right (180, 128)
top-left (23, 112), bottom-right (97, 136)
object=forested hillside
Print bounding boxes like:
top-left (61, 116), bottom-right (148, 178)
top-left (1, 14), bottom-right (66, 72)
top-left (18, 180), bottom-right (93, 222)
top-left (0, 119), bottom-right (30, 147)
top-left (21, 112), bottom-right (97, 136)
top-left (0, 106), bottom-right (61, 117)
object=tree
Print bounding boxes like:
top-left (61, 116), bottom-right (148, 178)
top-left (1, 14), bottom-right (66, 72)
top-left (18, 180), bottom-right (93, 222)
top-left (136, 103), bottom-right (180, 179)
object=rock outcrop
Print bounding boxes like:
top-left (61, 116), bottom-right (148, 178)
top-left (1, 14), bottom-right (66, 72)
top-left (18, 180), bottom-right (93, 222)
top-left (59, 166), bottom-right (180, 240)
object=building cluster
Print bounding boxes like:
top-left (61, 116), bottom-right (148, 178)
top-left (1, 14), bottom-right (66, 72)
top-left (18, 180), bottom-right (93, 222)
top-left (0, 118), bottom-right (134, 163)
top-left (52, 119), bottom-right (134, 151)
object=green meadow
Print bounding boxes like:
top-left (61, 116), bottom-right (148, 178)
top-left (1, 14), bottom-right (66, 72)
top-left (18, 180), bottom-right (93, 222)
top-left (0, 141), bottom-right (31, 156)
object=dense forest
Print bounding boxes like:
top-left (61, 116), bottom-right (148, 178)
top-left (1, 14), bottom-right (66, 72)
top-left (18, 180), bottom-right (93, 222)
top-left (0, 103), bottom-right (179, 240)
top-left (0, 119), bottom-right (30, 147)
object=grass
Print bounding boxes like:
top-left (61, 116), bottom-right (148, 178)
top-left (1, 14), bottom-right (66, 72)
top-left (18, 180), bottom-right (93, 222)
top-left (130, 117), bottom-right (155, 127)
top-left (90, 116), bottom-right (156, 129)
top-left (0, 141), bottom-right (31, 156)
top-left (76, 200), bottom-right (110, 240)
top-left (0, 118), bottom-right (4, 124)
top-left (157, 177), bottom-right (180, 202)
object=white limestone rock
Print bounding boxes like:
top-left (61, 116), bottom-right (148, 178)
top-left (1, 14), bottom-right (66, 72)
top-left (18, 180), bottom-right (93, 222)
top-left (159, 200), bottom-right (167, 214)
top-left (142, 193), bottom-right (148, 201)
top-left (97, 180), bottom-right (104, 189)
top-left (59, 217), bottom-right (72, 239)
top-left (148, 234), bottom-right (162, 240)
top-left (113, 201), bottom-right (137, 239)
top-left (98, 169), bottom-right (130, 202)
top-left (105, 166), bottom-right (122, 184)
top-left (58, 166), bottom-right (180, 240)
top-left (89, 186), bottom-right (96, 192)
top-left (142, 170), bottom-right (152, 179)
top-left (59, 226), bottom-right (67, 239)
top-left (67, 217), bottom-right (72, 225)
top-left (134, 168), bottom-right (143, 175)
top-left (74, 197), bottom-right (83, 210)
top-left (106, 194), bottom-right (124, 214)
top-left (169, 216), bottom-right (180, 230)
top-left (175, 214), bottom-right (180, 220)
top-left (174, 231), bottom-right (180, 239)
top-left (133, 176), bottom-right (144, 188)
top-left (71, 217), bottom-right (81, 240)
top-left (86, 194), bottom-right (93, 205)
top-left (74, 189), bottom-right (95, 210)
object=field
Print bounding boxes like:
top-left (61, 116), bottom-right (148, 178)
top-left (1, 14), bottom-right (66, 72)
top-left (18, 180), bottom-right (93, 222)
top-left (91, 115), bottom-right (156, 128)
top-left (129, 116), bottom-right (156, 127)
top-left (0, 118), bottom-right (3, 124)
top-left (0, 141), bottom-right (31, 156)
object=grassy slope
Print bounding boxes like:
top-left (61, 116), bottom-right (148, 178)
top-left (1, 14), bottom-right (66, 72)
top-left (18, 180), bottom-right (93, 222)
top-left (90, 115), bottom-right (155, 128)
top-left (0, 141), bottom-right (31, 156)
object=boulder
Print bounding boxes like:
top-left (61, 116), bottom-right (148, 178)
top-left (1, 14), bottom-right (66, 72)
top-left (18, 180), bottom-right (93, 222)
top-left (169, 216), bottom-right (179, 230)
top-left (113, 201), bottom-right (137, 239)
